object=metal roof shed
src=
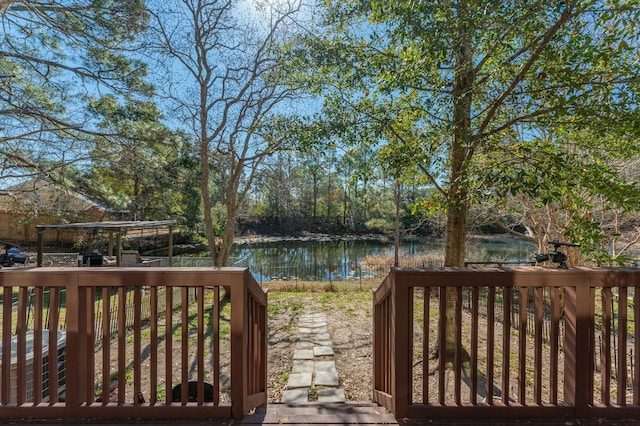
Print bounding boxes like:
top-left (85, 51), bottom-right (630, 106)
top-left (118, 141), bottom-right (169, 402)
top-left (36, 220), bottom-right (176, 267)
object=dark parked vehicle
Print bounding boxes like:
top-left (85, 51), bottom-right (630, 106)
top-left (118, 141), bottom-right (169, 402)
top-left (0, 241), bottom-right (29, 267)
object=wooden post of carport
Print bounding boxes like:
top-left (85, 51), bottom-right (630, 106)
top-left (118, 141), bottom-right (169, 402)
top-left (115, 230), bottom-right (122, 266)
top-left (168, 224), bottom-right (173, 266)
top-left (108, 232), bottom-right (114, 258)
top-left (37, 230), bottom-right (43, 267)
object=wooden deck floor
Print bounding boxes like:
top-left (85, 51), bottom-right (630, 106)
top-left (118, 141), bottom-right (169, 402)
top-left (239, 402), bottom-right (398, 424)
top-left (7, 402), bottom-right (640, 425)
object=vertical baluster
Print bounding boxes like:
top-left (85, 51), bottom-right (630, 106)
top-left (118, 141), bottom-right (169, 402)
top-left (2, 287), bottom-right (13, 404)
top-left (486, 286), bottom-right (496, 405)
top-left (503, 286), bottom-right (512, 405)
top-left (86, 285), bottom-right (96, 402)
top-left (16, 287), bottom-right (28, 404)
top-left (197, 286), bottom-right (205, 405)
top-left (181, 287), bottom-right (189, 404)
top-left (550, 287), bottom-right (560, 404)
top-left (150, 286), bottom-right (158, 405)
top-left (423, 288), bottom-right (430, 404)
top-left (518, 287), bottom-right (527, 403)
top-left (213, 286), bottom-right (220, 405)
top-left (133, 286), bottom-right (142, 404)
top-left (617, 286), bottom-right (628, 405)
top-left (33, 287), bottom-right (44, 404)
top-left (165, 287), bottom-right (173, 404)
top-left (48, 288), bottom-right (60, 402)
top-left (117, 287), bottom-right (126, 403)
top-left (470, 286), bottom-right (479, 405)
top-left (101, 287), bottom-right (110, 404)
top-left (601, 287), bottom-right (612, 405)
top-left (534, 286), bottom-right (543, 405)
top-left (438, 286), bottom-right (446, 405)
top-left (454, 286), bottom-right (462, 405)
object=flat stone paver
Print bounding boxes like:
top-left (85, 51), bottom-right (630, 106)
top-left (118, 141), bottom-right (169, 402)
top-left (300, 313), bottom-right (326, 320)
top-left (314, 360), bottom-right (336, 372)
top-left (296, 339), bottom-right (314, 349)
top-left (292, 360), bottom-right (314, 373)
top-left (300, 328), bottom-right (328, 335)
top-left (313, 345), bottom-right (334, 356)
top-left (293, 349), bottom-right (314, 360)
top-left (280, 388), bottom-right (308, 403)
top-left (300, 322), bottom-right (327, 328)
top-left (315, 333), bottom-right (331, 341)
top-left (317, 388), bottom-right (346, 403)
top-left (315, 369), bottom-right (339, 386)
top-left (287, 372), bottom-right (312, 389)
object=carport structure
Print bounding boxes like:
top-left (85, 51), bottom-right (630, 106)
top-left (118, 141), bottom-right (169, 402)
top-left (35, 220), bottom-right (176, 267)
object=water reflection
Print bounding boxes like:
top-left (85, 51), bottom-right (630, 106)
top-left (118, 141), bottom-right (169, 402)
top-left (228, 237), bottom-right (535, 282)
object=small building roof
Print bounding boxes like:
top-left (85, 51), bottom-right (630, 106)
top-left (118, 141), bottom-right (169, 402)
top-left (1, 179), bottom-right (106, 214)
top-left (36, 220), bottom-right (176, 232)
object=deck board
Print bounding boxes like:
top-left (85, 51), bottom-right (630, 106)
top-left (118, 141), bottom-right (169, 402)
top-left (238, 402), bottom-right (398, 424)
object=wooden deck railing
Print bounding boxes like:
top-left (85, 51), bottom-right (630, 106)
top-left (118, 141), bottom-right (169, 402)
top-left (0, 267), bottom-right (267, 420)
top-left (373, 267), bottom-right (640, 420)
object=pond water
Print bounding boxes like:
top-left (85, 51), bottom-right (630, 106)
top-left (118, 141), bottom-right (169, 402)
top-left (223, 236), bottom-right (536, 282)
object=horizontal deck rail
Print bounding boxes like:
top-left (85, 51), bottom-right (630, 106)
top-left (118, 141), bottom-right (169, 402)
top-left (373, 267), bottom-right (640, 420)
top-left (0, 267), bottom-right (267, 420)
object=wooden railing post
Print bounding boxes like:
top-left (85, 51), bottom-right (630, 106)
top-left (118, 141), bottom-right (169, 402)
top-left (574, 276), bottom-right (592, 416)
top-left (63, 272), bottom-right (80, 417)
top-left (392, 269), bottom-right (411, 417)
top-left (563, 273), bottom-right (591, 417)
top-left (230, 271), bottom-right (247, 419)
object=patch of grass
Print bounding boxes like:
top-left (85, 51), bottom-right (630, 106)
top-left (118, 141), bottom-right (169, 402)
top-left (290, 300), bottom-right (304, 313)
top-left (265, 278), bottom-right (381, 292)
top-left (156, 388), bottom-right (166, 401)
top-left (268, 303), bottom-right (282, 317)
top-left (317, 290), bottom-right (372, 314)
top-left (280, 372), bottom-right (290, 384)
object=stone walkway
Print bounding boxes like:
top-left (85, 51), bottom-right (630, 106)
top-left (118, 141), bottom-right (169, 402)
top-left (280, 312), bottom-right (346, 403)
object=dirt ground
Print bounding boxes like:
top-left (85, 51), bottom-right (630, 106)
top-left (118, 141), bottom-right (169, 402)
top-left (265, 290), bottom-right (373, 402)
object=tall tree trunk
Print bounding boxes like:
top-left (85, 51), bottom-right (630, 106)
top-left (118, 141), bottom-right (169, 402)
top-left (439, 0), bottom-right (474, 366)
top-left (217, 201), bottom-right (237, 267)
top-left (394, 179), bottom-right (401, 267)
top-left (200, 141), bottom-right (220, 266)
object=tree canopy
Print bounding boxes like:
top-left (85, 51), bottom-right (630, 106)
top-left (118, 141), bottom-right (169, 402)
top-left (0, 0), bottom-right (152, 184)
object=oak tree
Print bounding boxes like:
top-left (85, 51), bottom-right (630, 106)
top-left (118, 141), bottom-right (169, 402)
top-left (302, 0), bottom-right (640, 367)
